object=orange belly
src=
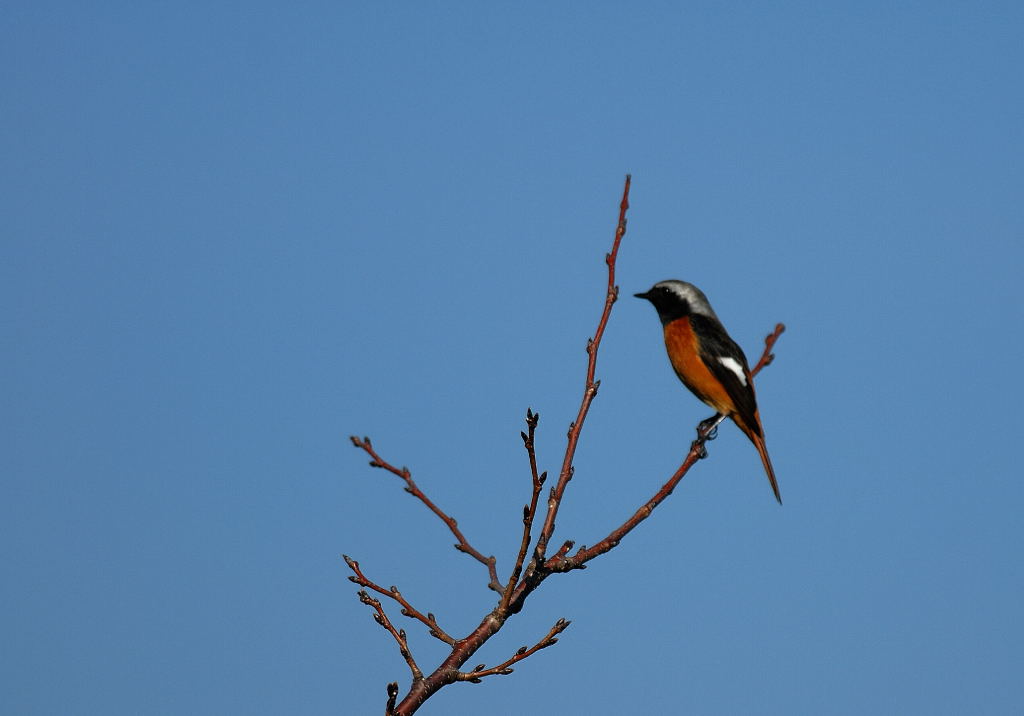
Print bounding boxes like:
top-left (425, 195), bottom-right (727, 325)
top-left (663, 317), bottom-right (735, 416)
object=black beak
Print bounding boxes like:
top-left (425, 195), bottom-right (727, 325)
top-left (634, 290), bottom-right (651, 300)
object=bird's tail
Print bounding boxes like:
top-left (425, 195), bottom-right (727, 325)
top-left (735, 415), bottom-right (782, 505)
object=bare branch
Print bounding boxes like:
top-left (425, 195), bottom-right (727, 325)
top-left (357, 589), bottom-right (423, 682)
top-left (344, 555), bottom-right (455, 645)
top-left (499, 409), bottom-right (546, 612)
top-left (533, 175), bottom-right (632, 563)
top-left (543, 323), bottom-right (787, 573)
top-left (456, 618), bottom-right (571, 682)
top-left (345, 177), bottom-right (787, 715)
top-left (349, 436), bottom-right (503, 593)
top-left (750, 323), bottom-right (786, 376)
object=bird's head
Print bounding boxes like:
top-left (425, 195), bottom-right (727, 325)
top-left (634, 280), bottom-right (719, 325)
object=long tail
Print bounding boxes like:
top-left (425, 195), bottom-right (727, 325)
top-left (734, 415), bottom-right (782, 505)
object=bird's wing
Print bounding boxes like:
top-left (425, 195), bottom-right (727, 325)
top-left (691, 314), bottom-right (761, 435)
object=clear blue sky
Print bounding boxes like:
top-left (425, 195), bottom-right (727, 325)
top-left (3, 3), bottom-right (1023, 715)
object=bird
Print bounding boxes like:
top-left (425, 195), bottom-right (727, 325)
top-left (634, 280), bottom-right (781, 504)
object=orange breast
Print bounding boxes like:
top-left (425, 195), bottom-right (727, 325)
top-left (662, 317), bottom-right (736, 416)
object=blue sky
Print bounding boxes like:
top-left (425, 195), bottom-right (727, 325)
top-left (3, 3), bottom-right (1023, 714)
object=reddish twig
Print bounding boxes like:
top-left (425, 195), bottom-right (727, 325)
top-left (347, 176), bottom-right (786, 715)
top-left (751, 323), bottom-right (785, 375)
top-left (344, 555), bottom-right (455, 645)
top-left (499, 409), bottom-right (546, 612)
top-left (541, 323), bottom-right (786, 574)
top-left (504, 321), bottom-right (785, 612)
top-left (357, 589), bottom-right (423, 683)
top-left (349, 436), bottom-right (502, 593)
top-left (533, 174), bottom-right (631, 563)
top-left (455, 618), bottom-right (571, 682)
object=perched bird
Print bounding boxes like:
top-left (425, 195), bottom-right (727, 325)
top-left (635, 280), bottom-right (781, 504)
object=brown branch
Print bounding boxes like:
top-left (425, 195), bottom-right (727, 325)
top-left (533, 174), bottom-right (631, 562)
top-left (349, 436), bottom-right (502, 593)
top-left (344, 555), bottom-right (456, 645)
top-left (751, 323), bottom-right (786, 375)
top-left (503, 321), bottom-right (786, 613)
top-left (543, 322), bottom-right (787, 573)
top-left (346, 177), bottom-right (786, 715)
top-left (499, 409), bottom-right (546, 612)
top-left (357, 589), bottom-right (424, 683)
top-left (456, 618), bottom-right (571, 682)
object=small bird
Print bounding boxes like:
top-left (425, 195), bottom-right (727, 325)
top-left (635, 280), bottom-right (781, 504)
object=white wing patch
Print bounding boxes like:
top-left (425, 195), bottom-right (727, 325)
top-left (717, 356), bottom-right (747, 386)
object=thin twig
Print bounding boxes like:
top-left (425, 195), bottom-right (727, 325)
top-left (750, 323), bottom-right (785, 375)
top-left (455, 619), bottom-right (571, 682)
top-left (347, 176), bottom-right (786, 716)
top-left (357, 590), bottom-right (424, 682)
top-left (344, 555), bottom-right (456, 645)
top-left (533, 175), bottom-right (631, 562)
top-left (349, 436), bottom-right (503, 593)
top-left (543, 323), bottom-right (786, 573)
top-left (499, 409), bottom-right (546, 612)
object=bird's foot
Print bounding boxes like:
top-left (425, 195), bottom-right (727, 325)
top-left (697, 413), bottom-right (726, 441)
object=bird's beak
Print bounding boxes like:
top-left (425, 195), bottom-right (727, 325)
top-left (634, 290), bottom-right (651, 300)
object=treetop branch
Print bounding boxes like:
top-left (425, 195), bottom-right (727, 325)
top-left (543, 322), bottom-right (786, 573)
top-left (532, 174), bottom-right (631, 563)
top-left (346, 176), bottom-right (787, 715)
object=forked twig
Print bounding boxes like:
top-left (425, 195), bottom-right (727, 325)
top-left (346, 176), bottom-right (786, 716)
top-left (505, 318), bottom-right (785, 611)
top-left (543, 322), bottom-right (785, 573)
top-left (349, 436), bottom-right (502, 593)
top-left (751, 323), bottom-right (786, 375)
top-left (357, 590), bottom-right (423, 683)
top-left (344, 555), bottom-right (455, 645)
top-left (456, 619), bottom-right (571, 682)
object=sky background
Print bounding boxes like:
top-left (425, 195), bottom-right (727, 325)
top-left (3, 3), bottom-right (1023, 715)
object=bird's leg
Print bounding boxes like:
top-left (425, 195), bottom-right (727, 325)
top-left (692, 413), bottom-right (726, 459)
top-left (697, 413), bottom-right (727, 441)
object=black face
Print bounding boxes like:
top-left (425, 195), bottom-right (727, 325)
top-left (635, 285), bottom-right (690, 325)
